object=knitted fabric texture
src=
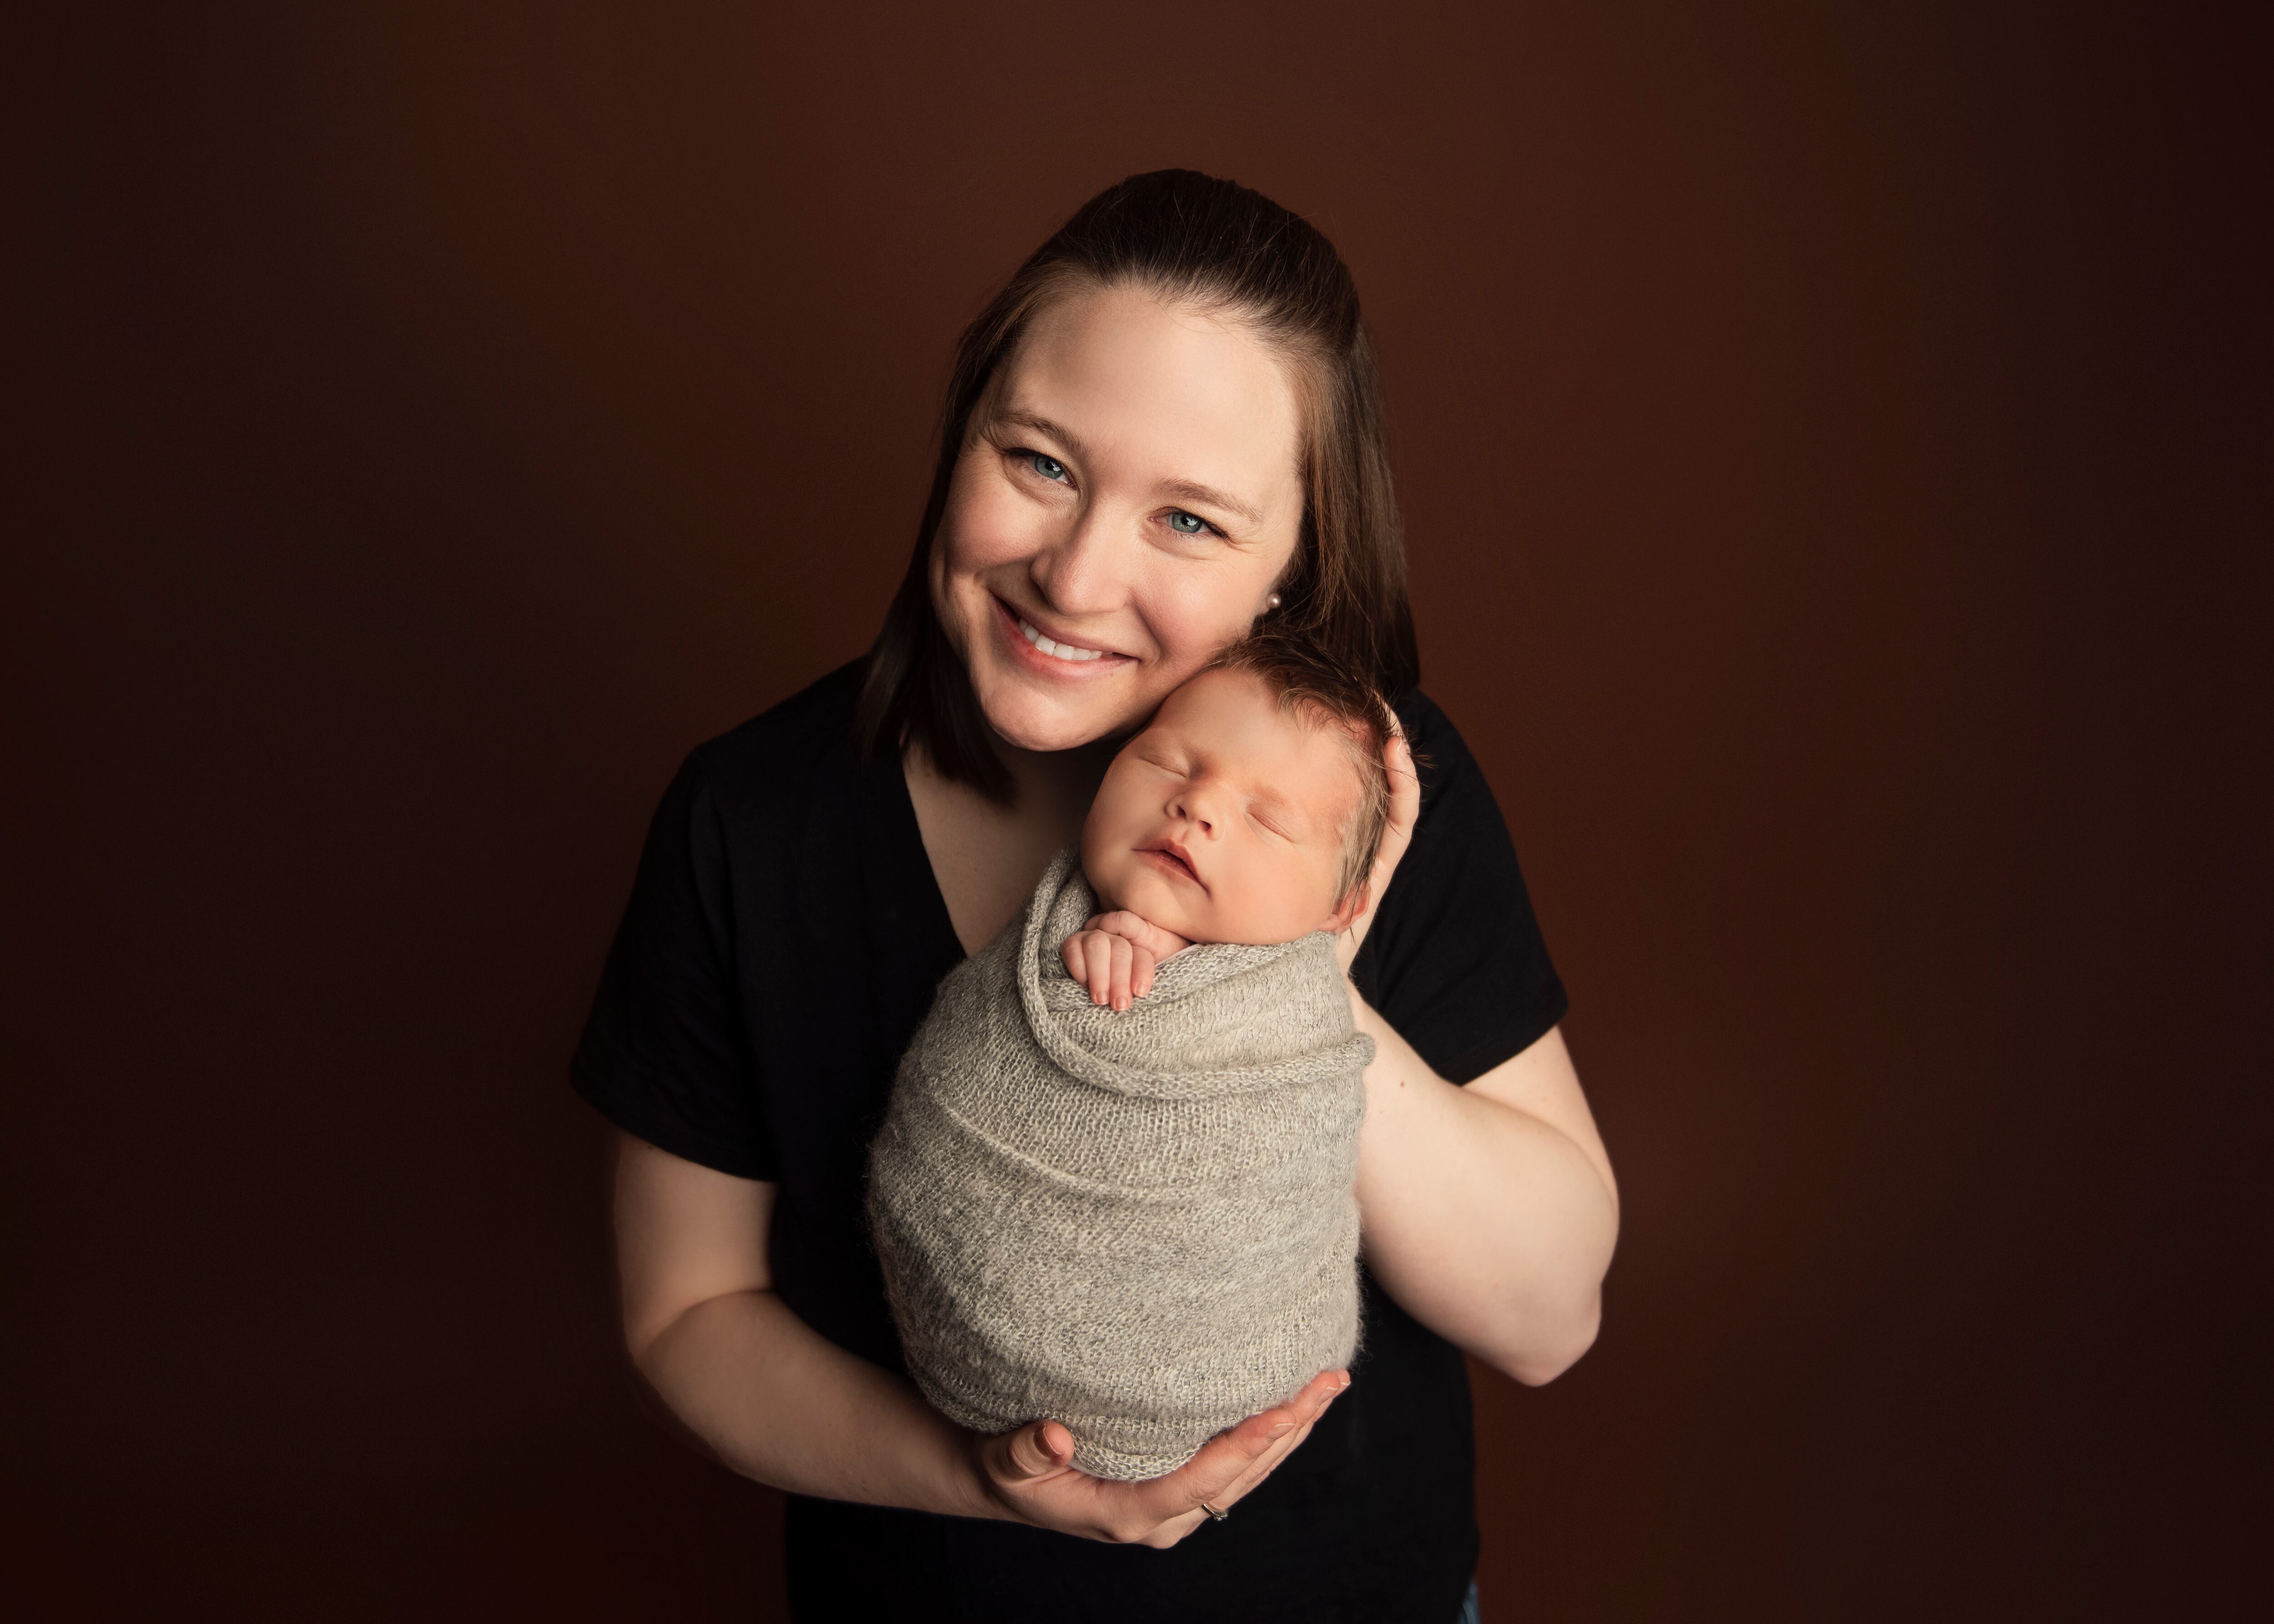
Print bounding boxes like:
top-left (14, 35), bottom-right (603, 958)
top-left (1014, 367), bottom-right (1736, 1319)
top-left (868, 847), bottom-right (1372, 1480)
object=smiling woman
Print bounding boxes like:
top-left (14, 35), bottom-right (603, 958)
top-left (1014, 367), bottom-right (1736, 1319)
top-left (574, 171), bottom-right (1616, 1624)
top-left (858, 176), bottom-right (1415, 802)
top-left (931, 286), bottom-right (1303, 755)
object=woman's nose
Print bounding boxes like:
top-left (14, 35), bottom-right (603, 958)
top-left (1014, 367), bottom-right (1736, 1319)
top-left (1026, 503), bottom-right (1128, 619)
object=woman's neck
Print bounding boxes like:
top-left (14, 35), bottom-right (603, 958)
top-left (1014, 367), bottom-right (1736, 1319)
top-left (994, 734), bottom-right (1118, 823)
top-left (904, 733), bottom-right (1120, 957)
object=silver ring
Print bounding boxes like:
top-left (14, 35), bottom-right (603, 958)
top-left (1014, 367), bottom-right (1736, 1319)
top-left (1198, 1500), bottom-right (1229, 1522)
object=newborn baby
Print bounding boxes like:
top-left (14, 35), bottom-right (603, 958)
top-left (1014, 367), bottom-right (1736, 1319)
top-left (867, 636), bottom-right (1394, 1480)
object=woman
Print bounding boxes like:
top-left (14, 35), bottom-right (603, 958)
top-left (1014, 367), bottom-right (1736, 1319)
top-left (575, 170), bottom-right (1619, 1623)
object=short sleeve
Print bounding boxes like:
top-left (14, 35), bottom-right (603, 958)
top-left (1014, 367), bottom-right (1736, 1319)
top-left (570, 749), bottom-right (779, 1180)
top-left (1350, 693), bottom-right (1569, 1085)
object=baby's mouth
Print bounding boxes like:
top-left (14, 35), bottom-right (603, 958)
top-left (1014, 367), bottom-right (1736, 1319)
top-left (1137, 840), bottom-right (1204, 890)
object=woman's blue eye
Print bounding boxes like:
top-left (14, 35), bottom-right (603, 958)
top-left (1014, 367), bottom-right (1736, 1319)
top-left (1030, 453), bottom-right (1068, 482)
top-left (1167, 511), bottom-right (1207, 535)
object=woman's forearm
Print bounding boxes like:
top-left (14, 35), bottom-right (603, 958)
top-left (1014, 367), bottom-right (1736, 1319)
top-left (613, 1136), bottom-right (1337, 1549)
top-left (638, 1287), bottom-right (998, 1518)
top-left (1349, 1003), bottom-right (1620, 1383)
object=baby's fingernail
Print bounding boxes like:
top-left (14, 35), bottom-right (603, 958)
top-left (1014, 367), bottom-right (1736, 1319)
top-left (1268, 1419), bottom-right (1295, 1438)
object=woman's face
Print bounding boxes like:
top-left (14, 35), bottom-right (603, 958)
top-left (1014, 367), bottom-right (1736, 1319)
top-left (930, 283), bottom-right (1306, 755)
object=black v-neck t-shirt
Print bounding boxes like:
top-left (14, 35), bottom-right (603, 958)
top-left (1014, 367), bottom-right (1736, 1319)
top-left (572, 662), bottom-right (1568, 1624)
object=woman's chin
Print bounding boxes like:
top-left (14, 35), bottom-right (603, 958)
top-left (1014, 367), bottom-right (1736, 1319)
top-left (975, 669), bottom-right (1144, 754)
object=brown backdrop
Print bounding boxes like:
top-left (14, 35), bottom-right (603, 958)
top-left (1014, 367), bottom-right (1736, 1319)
top-left (7, 3), bottom-right (2262, 1619)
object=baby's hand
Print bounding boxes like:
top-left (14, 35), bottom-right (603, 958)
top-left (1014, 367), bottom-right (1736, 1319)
top-left (1061, 911), bottom-right (1192, 1012)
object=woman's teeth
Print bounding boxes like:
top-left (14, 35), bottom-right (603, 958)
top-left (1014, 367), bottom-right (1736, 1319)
top-left (1018, 617), bottom-right (1107, 663)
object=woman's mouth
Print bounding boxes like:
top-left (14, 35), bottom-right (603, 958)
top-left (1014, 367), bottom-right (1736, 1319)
top-left (993, 596), bottom-right (1126, 669)
top-left (1018, 616), bottom-right (1108, 662)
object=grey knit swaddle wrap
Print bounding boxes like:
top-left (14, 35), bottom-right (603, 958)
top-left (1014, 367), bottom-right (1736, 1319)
top-left (868, 848), bottom-right (1373, 1480)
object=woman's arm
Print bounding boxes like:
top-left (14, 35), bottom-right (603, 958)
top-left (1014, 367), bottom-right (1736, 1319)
top-left (1338, 731), bottom-right (1620, 1385)
top-left (612, 1131), bottom-right (1347, 1547)
top-left (1348, 1018), bottom-right (1618, 1384)
top-left (614, 1132), bottom-right (986, 1512)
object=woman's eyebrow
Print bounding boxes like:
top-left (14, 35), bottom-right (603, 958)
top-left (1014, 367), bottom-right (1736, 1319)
top-left (993, 408), bottom-right (1087, 458)
top-left (1157, 478), bottom-right (1263, 529)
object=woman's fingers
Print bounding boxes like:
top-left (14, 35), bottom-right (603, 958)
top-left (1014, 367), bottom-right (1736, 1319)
top-left (1138, 1508), bottom-right (1213, 1550)
top-left (1212, 1414), bottom-right (1319, 1508)
top-left (1228, 1369), bottom-right (1344, 1476)
top-left (986, 1417), bottom-right (1075, 1485)
top-left (981, 1378), bottom-right (1344, 1548)
top-left (1339, 724), bottom-right (1419, 967)
top-left (1143, 1369), bottom-right (1348, 1517)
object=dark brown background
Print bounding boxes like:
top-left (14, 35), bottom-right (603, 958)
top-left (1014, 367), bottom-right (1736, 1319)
top-left (6, 2), bottom-right (2263, 1619)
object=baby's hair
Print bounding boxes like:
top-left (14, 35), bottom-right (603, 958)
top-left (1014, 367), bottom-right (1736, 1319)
top-left (1200, 633), bottom-right (1400, 911)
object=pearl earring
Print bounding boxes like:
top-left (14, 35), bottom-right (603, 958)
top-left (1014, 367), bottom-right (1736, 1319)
top-left (1265, 593), bottom-right (1282, 610)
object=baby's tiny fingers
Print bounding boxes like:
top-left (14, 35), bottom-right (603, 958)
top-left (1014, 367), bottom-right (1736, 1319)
top-left (1111, 935), bottom-right (1136, 1012)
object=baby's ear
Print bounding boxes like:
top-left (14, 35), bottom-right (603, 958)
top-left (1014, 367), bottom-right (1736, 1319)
top-left (1323, 881), bottom-right (1372, 936)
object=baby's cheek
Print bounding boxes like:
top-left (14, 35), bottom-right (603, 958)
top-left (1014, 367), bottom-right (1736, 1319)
top-left (1185, 867), bottom-right (1269, 946)
top-left (1251, 855), bottom-right (1340, 943)
top-left (1077, 821), bottom-right (1121, 910)
top-left (1083, 853), bottom-right (1128, 915)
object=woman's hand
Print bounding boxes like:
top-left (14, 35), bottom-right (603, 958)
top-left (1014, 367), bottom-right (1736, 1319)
top-left (969, 1370), bottom-right (1349, 1548)
top-left (1337, 722), bottom-right (1419, 972)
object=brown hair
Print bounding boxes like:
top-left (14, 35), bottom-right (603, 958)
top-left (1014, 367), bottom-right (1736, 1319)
top-left (1202, 633), bottom-right (1398, 911)
top-left (854, 169), bottom-right (1418, 801)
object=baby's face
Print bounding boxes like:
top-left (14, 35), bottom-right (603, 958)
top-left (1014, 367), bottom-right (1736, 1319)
top-left (1081, 666), bottom-right (1363, 945)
